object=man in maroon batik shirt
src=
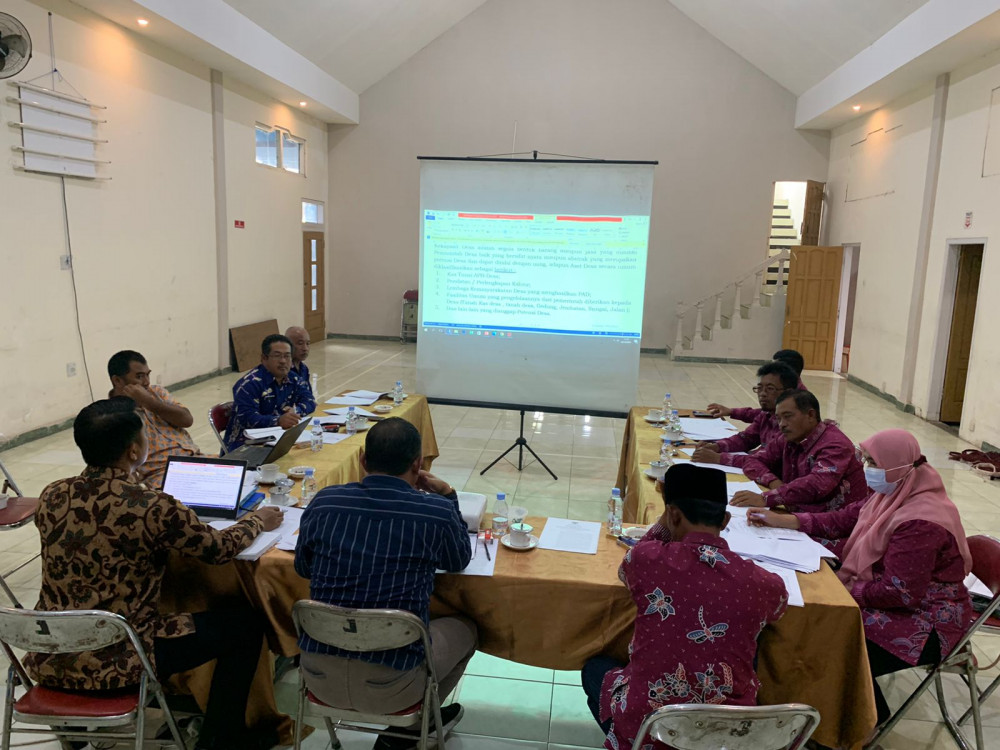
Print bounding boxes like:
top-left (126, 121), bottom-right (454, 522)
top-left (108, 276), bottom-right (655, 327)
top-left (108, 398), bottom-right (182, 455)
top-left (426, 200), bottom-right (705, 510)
top-left (731, 390), bottom-right (867, 514)
top-left (582, 464), bottom-right (787, 750)
top-left (693, 361), bottom-right (799, 469)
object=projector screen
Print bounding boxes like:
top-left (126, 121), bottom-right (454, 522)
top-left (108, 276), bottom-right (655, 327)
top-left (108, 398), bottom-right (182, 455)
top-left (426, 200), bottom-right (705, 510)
top-left (416, 158), bottom-right (655, 416)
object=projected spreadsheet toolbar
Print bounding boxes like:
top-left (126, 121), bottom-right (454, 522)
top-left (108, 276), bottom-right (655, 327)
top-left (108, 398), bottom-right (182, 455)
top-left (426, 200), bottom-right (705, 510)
top-left (421, 210), bottom-right (648, 338)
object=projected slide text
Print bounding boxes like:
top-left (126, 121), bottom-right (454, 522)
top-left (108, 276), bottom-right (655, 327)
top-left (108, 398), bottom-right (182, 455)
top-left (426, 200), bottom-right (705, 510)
top-left (421, 211), bottom-right (648, 338)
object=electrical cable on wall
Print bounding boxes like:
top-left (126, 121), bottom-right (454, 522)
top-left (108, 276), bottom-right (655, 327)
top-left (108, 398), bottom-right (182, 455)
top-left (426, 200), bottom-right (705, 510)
top-left (60, 175), bottom-right (95, 402)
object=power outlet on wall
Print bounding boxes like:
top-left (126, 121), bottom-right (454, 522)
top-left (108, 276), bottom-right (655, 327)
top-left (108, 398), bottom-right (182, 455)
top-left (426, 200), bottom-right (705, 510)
top-left (60, 255), bottom-right (72, 270)
top-left (66, 362), bottom-right (77, 377)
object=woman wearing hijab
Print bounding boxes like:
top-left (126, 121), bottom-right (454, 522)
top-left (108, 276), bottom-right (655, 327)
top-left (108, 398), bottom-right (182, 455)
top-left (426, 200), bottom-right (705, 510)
top-left (748, 428), bottom-right (973, 725)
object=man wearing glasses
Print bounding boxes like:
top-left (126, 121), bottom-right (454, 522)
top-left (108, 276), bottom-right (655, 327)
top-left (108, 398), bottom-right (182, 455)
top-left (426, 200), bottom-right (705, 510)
top-left (223, 333), bottom-right (316, 451)
top-left (693, 361), bottom-right (799, 468)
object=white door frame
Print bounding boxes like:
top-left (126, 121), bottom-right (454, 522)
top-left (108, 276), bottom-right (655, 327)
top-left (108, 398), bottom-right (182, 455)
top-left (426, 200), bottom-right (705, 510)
top-left (832, 244), bottom-right (858, 374)
top-left (925, 238), bottom-right (987, 422)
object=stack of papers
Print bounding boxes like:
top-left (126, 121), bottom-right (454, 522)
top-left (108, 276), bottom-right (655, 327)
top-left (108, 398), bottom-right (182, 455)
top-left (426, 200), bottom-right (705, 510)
top-left (273, 507), bottom-right (305, 551)
top-left (323, 406), bottom-right (379, 421)
top-left (753, 560), bottom-right (805, 607)
top-left (678, 417), bottom-right (739, 441)
top-left (537, 518), bottom-right (601, 555)
top-left (243, 426), bottom-right (285, 443)
top-left (721, 511), bottom-right (836, 574)
top-left (209, 521), bottom-right (281, 560)
top-left (325, 389), bottom-right (386, 407)
top-left (965, 572), bottom-right (993, 599)
top-left (295, 431), bottom-right (349, 446)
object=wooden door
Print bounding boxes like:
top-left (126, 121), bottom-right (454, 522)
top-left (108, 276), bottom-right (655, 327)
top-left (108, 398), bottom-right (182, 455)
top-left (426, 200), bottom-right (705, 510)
top-left (782, 246), bottom-right (844, 371)
top-left (940, 246), bottom-right (983, 423)
top-left (800, 180), bottom-right (825, 246)
top-left (303, 231), bottom-right (325, 342)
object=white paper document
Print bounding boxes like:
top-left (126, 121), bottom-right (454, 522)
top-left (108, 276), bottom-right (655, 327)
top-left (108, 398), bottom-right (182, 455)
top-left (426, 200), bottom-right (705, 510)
top-left (726, 481), bottom-right (756, 500)
top-left (453, 534), bottom-right (499, 577)
top-left (295, 431), bottom-right (350, 445)
top-left (344, 389), bottom-right (387, 402)
top-left (324, 406), bottom-right (379, 419)
top-left (753, 560), bottom-right (805, 607)
top-left (208, 521), bottom-right (281, 560)
top-left (537, 518), bottom-right (602, 555)
top-left (325, 396), bottom-right (376, 407)
top-left (243, 426), bottom-right (285, 443)
top-left (965, 572), bottom-right (993, 599)
top-left (678, 417), bottom-right (739, 441)
top-left (722, 516), bottom-right (836, 573)
top-left (273, 507), bottom-right (305, 551)
top-left (668, 458), bottom-right (747, 477)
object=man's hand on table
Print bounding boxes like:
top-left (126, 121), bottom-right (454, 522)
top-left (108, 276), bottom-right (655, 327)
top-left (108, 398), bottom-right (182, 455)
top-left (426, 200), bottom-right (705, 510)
top-left (251, 506), bottom-right (283, 531)
top-left (277, 409), bottom-right (300, 429)
top-left (706, 403), bottom-right (732, 417)
top-left (691, 443), bottom-right (721, 463)
top-left (730, 490), bottom-right (766, 508)
top-left (747, 509), bottom-right (800, 530)
top-left (416, 470), bottom-right (454, 497)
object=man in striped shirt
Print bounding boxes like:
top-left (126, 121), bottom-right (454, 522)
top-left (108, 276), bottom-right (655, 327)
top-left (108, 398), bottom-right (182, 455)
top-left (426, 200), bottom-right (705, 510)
top-left (295, 417), bottom-right (475, 749)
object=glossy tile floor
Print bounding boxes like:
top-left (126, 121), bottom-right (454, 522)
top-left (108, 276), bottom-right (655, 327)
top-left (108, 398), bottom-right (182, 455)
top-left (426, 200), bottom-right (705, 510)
top-left (2, 340), bottom-right (1000, 749)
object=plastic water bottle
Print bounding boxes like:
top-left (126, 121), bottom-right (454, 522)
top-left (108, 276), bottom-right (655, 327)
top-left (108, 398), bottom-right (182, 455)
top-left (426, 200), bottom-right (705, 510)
top-left (346, 406), bottom-right (357, 436)
top-left (669, 410), bottom-right (683, 443)
top-left (662, 393), bottom-right (673, 418)
top-left (492, 492), bottom-right (509, 536)
top-left (310, 419), bottom-right (323, 452)
top-left (393, 380), bottom-right (404, 407)
top-left (301, 468), bottom-right (317, 503)
top-left (608, 488), bottom-right (623, 535)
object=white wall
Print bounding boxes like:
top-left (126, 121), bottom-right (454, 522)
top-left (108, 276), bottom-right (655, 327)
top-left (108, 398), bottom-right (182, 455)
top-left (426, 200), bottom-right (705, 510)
top-left (1, 0), bottom-right (329, 440)
top-left (223, 78), bottom-right (328, 330)
top-left (822, 83), bottom-right (936, 397)
top-left (325, 0), bottom-right (830, 348)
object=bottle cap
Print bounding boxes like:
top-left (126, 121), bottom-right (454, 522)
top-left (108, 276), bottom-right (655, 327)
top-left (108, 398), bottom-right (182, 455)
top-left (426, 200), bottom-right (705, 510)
top-left (305, 468), bottom-right (314, 476)
top-left (348, 406), bottom-right (355, 411)
top-left (497, 492), bottom-right (506, 500)
top-left (313, 418), bottom-right (320, 425)
top-left (612, 488), bottom-right (621, 497)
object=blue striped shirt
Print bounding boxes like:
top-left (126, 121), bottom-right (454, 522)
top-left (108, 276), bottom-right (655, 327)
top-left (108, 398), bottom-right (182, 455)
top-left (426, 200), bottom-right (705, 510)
top-left (294, 474), bottom-right (472, 670)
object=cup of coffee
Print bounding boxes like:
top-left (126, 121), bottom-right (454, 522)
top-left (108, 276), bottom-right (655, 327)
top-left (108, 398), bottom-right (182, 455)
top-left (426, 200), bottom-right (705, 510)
top-left (259, 463), bottom-right (279, 483)
top-left (647, 409), bottom-right (662, 421)
top-left (0, 493), bottom-right (7, 511)
top-left (649, 461), bottom-right (669, 481)
top-left (509, 522), bottom-right (534, 548)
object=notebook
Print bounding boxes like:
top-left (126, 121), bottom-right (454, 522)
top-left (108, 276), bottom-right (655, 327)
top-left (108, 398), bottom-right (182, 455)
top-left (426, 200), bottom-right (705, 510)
top-left (163, 455), bottom-right (250, 520)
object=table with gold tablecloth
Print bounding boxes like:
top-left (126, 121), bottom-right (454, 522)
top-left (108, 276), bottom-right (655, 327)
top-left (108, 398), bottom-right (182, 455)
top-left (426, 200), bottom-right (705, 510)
top-left (159, 394), bottom-right (438, 743)
top-left (241, 513), bottom-right (877, 749)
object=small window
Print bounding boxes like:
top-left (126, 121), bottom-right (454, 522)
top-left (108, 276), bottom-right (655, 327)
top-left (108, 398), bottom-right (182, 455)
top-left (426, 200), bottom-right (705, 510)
top-left (302, 200), bottom-right (324, 225)
top-left (282, 132), bottom-right (303, 174)
top-left (255, 126), bottom-right (277, 167)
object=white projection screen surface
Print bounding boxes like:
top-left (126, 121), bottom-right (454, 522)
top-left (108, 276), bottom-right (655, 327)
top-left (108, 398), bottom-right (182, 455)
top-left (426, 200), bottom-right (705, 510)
top-left (416, 158), bottom-right (655, 416)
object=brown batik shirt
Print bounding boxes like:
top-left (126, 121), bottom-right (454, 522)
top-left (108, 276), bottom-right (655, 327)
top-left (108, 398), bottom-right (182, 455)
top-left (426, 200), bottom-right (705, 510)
top-left (24, 465), bottom-right (264, 691)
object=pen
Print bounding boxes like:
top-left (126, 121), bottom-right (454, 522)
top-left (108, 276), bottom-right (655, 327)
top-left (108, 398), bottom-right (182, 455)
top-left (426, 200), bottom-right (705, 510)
top-left (482, 534), bottom-right (491, 561)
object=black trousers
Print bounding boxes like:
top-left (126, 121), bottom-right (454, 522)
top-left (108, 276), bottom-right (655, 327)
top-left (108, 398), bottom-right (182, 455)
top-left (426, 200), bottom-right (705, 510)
top-left (581, 655), bottom-right (625, 736)
top-left (153, 609), bottom-right (265, 747)
top-left (866, 630), bottom-right (941, 726)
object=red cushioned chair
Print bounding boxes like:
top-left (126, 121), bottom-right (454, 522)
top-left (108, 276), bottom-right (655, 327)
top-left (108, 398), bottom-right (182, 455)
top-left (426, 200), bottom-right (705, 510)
top-left (0, 459), bottom-right (39, 609)
top-left (0, 607), bottom-right (186, 750)
top-left (208, 401), bottom-right (234, 455)
top-left (868, 534), bottom-right (1000, 750)
top-left (291, 600), bottom-right (449, 750)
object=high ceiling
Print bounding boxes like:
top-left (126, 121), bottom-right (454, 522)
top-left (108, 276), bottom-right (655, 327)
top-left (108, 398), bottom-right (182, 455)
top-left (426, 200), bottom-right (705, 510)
top-left (222, 0), bottom-right (932, 95)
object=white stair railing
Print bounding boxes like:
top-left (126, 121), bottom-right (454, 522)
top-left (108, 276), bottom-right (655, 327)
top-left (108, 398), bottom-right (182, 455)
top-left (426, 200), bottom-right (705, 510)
top-left (672, 250), bottom-right (790, 354)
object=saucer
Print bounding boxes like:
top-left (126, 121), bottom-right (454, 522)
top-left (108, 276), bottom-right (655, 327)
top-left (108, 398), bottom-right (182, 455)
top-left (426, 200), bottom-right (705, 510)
top-left (258, 472), bottom-right (288, 486)
top-left (644, 468), bottom-right (666, 480)
top-left (373, 404), bottom-right (393, 414)
top-left (500, 533), bottom-right (539, 552)
top-left (643, 415), bottom-right (667, 424)
top-left (287, 466), bottom-right (313, 479)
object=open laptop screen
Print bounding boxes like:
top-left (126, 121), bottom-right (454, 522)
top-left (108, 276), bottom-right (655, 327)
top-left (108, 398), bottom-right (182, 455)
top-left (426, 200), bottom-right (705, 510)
top-left (163, 456), bottom-right (248, 519)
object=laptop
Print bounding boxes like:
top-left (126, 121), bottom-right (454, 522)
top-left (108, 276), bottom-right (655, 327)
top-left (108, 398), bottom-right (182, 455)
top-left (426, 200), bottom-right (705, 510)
top-left (163, 455), bottom-right (252, 520)
top-left (225, 417), bottom-right (310, 468)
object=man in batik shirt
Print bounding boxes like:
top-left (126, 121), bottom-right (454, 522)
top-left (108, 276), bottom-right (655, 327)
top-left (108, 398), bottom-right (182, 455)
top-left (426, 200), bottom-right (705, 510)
top-left (107, 350), bottom-right (202, 489)
top-left (223, 333), bottom-right (316, 451)
top-left (581, 464), bottom-right (787, 750)
top-left (731, 390), bottom-right (867, 514)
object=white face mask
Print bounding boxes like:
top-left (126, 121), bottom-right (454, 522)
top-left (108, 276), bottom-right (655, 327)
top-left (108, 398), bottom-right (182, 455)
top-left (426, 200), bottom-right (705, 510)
top-left (864, 465), bottom-right (897, 494)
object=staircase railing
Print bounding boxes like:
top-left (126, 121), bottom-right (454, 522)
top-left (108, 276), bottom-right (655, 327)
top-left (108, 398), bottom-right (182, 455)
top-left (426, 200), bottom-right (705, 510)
top-left (673, 250), bottom-right (790, 353)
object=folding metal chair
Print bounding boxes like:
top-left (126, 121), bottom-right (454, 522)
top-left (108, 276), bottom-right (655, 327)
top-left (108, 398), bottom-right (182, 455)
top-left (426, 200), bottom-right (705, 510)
top-left (292, 600), bottom-right (448, 750)
top-left (0, 459), bottom-right (39, 609)
top-left (0, 607), bottom-right (186, 750)
top-left (630, 702), bottom-right (820, 750)
top-left (208, 402), bottom-right (233, 455)
top-left (868, 534), bottom-right (1000, 750)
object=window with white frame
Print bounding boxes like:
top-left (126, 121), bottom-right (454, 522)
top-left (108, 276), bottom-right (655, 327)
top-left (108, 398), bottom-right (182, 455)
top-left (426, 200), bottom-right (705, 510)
top-left (254, 124), bottom-right (305, 173)
top-left (302, 200), bottom-right (324, 225)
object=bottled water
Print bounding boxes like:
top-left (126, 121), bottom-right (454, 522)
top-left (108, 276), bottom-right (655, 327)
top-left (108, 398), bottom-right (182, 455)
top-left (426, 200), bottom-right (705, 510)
top-left (492, 492), bottom-right (509, 536)
top-left (301, 468), bottom-right (317, 503)
top-left (662, 392), bottom-right (673, 418)
top-left (310, 419), bottom-right (323, 452)
top-left (608, 488), bottom-right (623, 535)
top-left (393, 380), bottom-right (404, 407)
top-left (346, 406), bottom-right (357, 436)
top-left (669, 410), bottom-right (683, 443)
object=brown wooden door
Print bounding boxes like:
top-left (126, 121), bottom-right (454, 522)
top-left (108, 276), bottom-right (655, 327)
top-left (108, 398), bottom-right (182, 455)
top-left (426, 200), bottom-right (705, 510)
top-left (800, 180), bottom-right (825, 246)
top-left (303, 231), bottom-right (325, 342)
top-left (940, 246), bottom-right (983, 423)
top-left (782, 246), bottom-right (844, 371)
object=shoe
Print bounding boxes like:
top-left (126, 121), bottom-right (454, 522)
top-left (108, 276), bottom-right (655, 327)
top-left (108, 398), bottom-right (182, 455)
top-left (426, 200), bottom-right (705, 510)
top-left (372, 703), bottom-right (464, 750)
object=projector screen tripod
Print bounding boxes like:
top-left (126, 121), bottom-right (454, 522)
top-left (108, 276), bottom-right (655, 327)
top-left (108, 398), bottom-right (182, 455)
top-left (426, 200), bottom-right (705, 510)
top-left (479, 409), bottom-right (557, 479)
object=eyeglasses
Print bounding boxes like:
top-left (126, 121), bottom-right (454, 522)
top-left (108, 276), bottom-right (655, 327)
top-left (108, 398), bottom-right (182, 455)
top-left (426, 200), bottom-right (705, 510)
top-left (855, 447), bottom-right (876, 467)
top-left (752, 384), bottom-right (781, 395)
